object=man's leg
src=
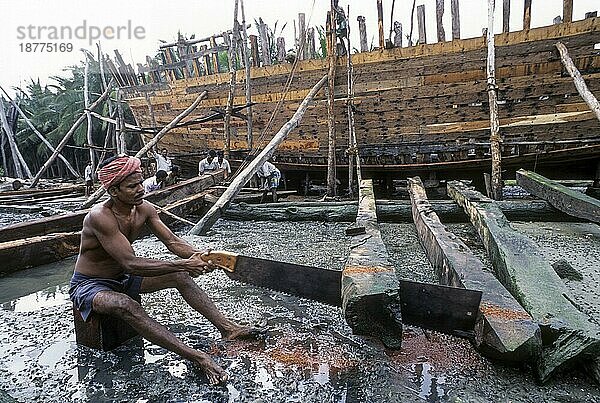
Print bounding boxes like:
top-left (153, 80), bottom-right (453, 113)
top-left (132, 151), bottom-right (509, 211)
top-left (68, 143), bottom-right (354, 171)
top-left (92, 290), bottom-right (228, 385)
top-left (140, 272), bottom-right (264, 340)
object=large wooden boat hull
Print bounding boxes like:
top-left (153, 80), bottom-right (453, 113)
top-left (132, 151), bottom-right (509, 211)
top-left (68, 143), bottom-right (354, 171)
top-left (122, 19), bottom-right (600, 178)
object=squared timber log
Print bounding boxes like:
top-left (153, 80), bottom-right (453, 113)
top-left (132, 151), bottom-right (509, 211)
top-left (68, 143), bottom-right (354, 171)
top-left (342, 179), bottom-right (403, 349)
top-left (73, 298), bottom-right (140, 351)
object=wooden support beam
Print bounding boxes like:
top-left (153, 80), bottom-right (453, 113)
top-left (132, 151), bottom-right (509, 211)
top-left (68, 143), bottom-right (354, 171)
top-left (451, 0), bottom-right (460, 39)
top-left (326, 10), bottom-right (337, 197)
top-left (357, 16), bottom-right (368, 52)
top-left (258, 19), bottom-right (271, 66)
top-left (487, 0), bottom-right (503, 200)
top-left (377, 0), bottom-right (385, 49)
top-left (188, 74), bottom-right (327, 235)
top-left (346, 4), bottom-right (358, 196)
top-left (342, 179), bottom-right (402, 349)
top-left (0, 98), bottom-right (31, 179)
top-left (447, 181), bottom-right (600, 382)
top-left (417, 4), bottom-right (427, 44)
top-left (82, 50), bottom-right (96, 175)
top-left (307, 28), bottom-right (317, 58)
top-left (298, 13), bottom-right (307, 60)
top-left (556, 42), bottom-right (600, 122)
top-left (436, 0), bottom-right (446, 42)
top-left (516, 169), bottom-right (600, 224)
top-left (276, 37), bottom-right (286, 62)
top-left (209, 36), bottom-right (221, 73)
top-left (82, 91), bottom-right (208, 208)
top-left (224, 0), bottom-right (240, 160)
top-left (240, 0), bottom-right (253, 149)
top-left (249, 35), bottom-right (260, 67)
top-left (523, 0), bottom-right (532, 30)
top-left (408, 176), bottom-right (540, 360)
top-left (393, 21), bottom-right (403, 47)
top-left (503, 0), bottom-right (511, 32)
top-left (563, 0), bottom-right (573, 23)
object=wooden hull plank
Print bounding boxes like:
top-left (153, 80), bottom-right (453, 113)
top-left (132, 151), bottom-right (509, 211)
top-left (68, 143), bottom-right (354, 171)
top-left (342, 179), bottom-right (403, 348)
top-left (447, 180), bottom-right (600, 382)
top-left (408, 176), bottom-right (540, 361)
top-left (516, 169), bottom-right (600, 224)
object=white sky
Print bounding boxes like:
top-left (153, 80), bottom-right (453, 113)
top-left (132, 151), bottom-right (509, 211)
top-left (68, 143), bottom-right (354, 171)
top-left (1, 0), bottom-right (598, 97)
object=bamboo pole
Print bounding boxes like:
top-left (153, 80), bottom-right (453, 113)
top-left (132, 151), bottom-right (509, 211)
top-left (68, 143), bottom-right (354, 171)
top-left (258, 19), bottom-right (271, 66)
top-left (97, 43), bottom-right (115, 166)
top-left (388, 0), bottom-right (396, 43)
top-left (502, 0), bottom-right (511, 32)
top-left (148, 200), bottom-right (195, 226)
top-left (298, 13), bottom-right (307, 60)
top-left (556, 42), bottom-right (600, 122)
top-left (377, 0), bottom-right (385, 49)
top-left (0, 98), bottom-right (26, 178)
top-left (0, 86), bottom-right (80, 178)
top-left (82, 50), bottom-right (96, 175)
top-left (326, 9), bottom-right (337, 197)
top-left (30, 81), bottom-right (114, 188)
top-left (487, 0), bottom-right (503, 200)
top-left (523, 0), bottom-right (531, 30)
top-left (81, 91), bottom-right (209, 208)
top-left (240, 0), bottom-right (253, 149)
top-left (188, 75), bottom-right (327, 235)
top-left (346, 5), bottom-right (360, 195)
top-left (224, 0), bottom-right (240, 160)
top-left (116, 89), bottom-right (125, 154)
top-left (451, 0), bottom-right (460, 39)
top-left (436, 0), bottom-right (446, 42)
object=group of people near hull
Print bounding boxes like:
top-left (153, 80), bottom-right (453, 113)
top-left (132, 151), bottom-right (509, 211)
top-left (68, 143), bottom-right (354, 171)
top-left (70, 154), bottom-right (265, 386)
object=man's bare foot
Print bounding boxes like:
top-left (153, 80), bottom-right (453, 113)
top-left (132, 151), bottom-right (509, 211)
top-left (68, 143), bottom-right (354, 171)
top-left (192, 353), bottom-right (228, 385)
top-left (222, 325), bottom-right (267, 341)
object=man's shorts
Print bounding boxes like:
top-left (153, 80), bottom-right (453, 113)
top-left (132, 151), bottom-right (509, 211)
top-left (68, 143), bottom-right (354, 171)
top-left (69, 272), bottom-right (142, 321)
top-left (266, 171), bottom-right (281, 190)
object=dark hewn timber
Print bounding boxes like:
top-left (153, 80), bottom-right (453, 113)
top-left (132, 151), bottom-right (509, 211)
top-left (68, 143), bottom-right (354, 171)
top-left (448, 180), bottom-right (600, 382)
top-left (0, 185), bottom-right (84, 203)
top-left (516, 169), bottom-right (600, 224)
top-left (408, 176), bottom-right (540, 361)
top-left (144, 170), bottom-right (224, 206)
top-left (221, 199), bottom-right (579, 223)
top-left (342, 179), bottom-right (402, 349)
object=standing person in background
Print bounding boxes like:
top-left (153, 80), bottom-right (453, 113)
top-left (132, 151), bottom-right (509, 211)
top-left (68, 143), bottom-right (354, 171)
top-left (216, 151), bottom-right (231, 179)
top-left (84, 161), bottom-right (94, 197)
top-left (143, 170), bottom-right (167, 194)
top-left (256, 160), bottom-right (281, 203)
top-left (198, 150), bottom-right (218, 176)
top-left (155, 148), bottom-right (172, 173)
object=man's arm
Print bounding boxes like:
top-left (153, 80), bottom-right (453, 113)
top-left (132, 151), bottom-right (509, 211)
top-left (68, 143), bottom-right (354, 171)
top-left (90, 207), bottom-right (209, 276)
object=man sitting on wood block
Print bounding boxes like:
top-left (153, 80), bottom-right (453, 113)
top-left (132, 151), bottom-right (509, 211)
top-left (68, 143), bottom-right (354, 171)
top-left (69, 154), bottom-right (264, 385)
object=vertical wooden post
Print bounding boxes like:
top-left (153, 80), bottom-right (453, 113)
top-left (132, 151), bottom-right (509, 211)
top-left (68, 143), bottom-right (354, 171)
top-left (240, 0), bottom-right (253, 149)
top-left (307, 27), bottom-right (317, 58)
top-left (417, 5), bottom-right (427, 44)
top-left (210, 36), bottom-right (221, 73)
top-left (523, 0), bottom-right (532, 30)
top-left (98, 44), bottom-right (117, 164)
top-left (436, 0), bottom-right (446, 42)
top-left (298, 13), bottom-right (307, 60)
top-left (409, 0), bottom-right (417, 45)
top-left (357, 16), bottom-right (368, 52)
top-left (502, 0), bottom-right (511, 32)
top-left (116, 89), bottom-right (126, 154)
top-left (388, 0), bottom-right (396, 44)
top-left (249, 35), bottom-right (260, 67)
top-left (258, 19), bottom-right (271, 66)
top-left (82, 51), bottom-right (95, 175)
top-left (563, 0), bottom-right (573, 23)
top-left (0, 98), bottom-right (26, 178)
top-left (377, 0), bottom-right (385, 49)
top-left (276, 37), bottom-right (286, 62)
top-left (393, 21), bottom-right (403, 47)
top-left (487, 0), bottom-right (503, 201)
top-left (224, 0), bottom-right (240, 160)
top-left (451, 0), bottom-right (460, 39)
top-left (346, 5), bottom-right (360, 196)
top-left (326, 9), bottom-right (337, 197)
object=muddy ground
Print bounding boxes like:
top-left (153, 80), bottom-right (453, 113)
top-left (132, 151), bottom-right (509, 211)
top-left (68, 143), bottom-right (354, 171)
top-left (0, 218), bottom-right (599, 402)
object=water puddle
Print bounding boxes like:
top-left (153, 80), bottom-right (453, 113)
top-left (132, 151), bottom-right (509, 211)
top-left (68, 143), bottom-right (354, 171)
top-left (411, 362), bottom-right (447, 401)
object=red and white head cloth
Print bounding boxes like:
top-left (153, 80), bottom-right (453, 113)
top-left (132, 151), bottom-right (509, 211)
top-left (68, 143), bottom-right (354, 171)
top-left (97, 155), bottom-right (142, 190)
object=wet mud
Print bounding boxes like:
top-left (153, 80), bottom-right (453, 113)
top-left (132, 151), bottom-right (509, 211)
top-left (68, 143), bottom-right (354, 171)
top-left (0, 219), bottom-right (599, 402)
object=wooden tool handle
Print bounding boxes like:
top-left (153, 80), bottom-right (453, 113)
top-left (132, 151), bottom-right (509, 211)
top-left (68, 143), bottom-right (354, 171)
top-left (201, 250), bottom-right (238, 272)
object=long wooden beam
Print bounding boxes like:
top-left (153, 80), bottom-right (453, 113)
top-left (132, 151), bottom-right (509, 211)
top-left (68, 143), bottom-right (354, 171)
top-left (516, 169), bottom-right (600, 224)
top-left (447, 180), bottom-right (600, 382)
top-left (342, 179), bottom-right (402, 348)
top-left (408, 176), bottom-right (540, 361)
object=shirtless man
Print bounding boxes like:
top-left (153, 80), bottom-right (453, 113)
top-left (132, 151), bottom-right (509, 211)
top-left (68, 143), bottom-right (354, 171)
top-left (69, 155), bottom-right (261, 385)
